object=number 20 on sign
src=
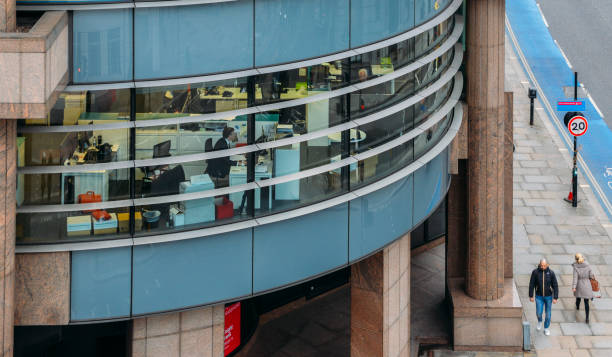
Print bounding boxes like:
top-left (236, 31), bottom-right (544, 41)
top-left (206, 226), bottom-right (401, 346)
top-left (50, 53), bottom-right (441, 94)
top-left (568, 116), bottom-right (588, 137)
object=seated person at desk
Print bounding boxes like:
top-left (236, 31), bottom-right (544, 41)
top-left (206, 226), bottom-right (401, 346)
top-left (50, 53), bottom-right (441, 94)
top-left (206, 127), bottom-right (240, 187)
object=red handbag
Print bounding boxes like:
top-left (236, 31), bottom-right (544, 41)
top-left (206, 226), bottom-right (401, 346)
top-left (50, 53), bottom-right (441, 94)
top-left (78, 191), bottom-right (101, 213)
top-left (215, 197), bottom-right (234, 219)
top-left (91, 210), bottom-right (111, 221)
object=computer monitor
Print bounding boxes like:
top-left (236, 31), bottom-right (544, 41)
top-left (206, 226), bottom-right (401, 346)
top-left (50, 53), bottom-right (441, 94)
top-left (153, 140), bottom-right (171, 159)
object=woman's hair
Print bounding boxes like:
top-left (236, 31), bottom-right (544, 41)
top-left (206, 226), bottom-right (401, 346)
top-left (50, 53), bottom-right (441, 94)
top-left (575, 253), bottom-right (585, 264)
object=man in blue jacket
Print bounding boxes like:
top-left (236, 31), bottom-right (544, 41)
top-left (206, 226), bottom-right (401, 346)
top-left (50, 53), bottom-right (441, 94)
top-left (529, 258), bottom-right (559, 336)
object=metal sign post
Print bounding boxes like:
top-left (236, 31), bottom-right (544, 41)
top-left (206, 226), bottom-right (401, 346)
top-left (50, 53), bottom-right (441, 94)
top-left (560, 72), bottom-right (588, 208)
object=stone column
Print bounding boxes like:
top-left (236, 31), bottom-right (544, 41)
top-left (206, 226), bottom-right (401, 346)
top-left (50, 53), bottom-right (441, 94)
top-left (0, 0), bottom-right (16, 32)
top-left (465, 0), bottom-right (506, 301)
top-left (0, 119), bottom-right (16, 356)
top-left (350, 233), bottom-right (410, 357)
top-left (132, 305), bottom-right (225, 357)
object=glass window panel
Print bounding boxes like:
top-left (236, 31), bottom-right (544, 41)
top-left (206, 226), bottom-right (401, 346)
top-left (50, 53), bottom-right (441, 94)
top-left (73, 9), bottom-right (133, 83)
top-left (20, 128), bottom-right (129, 167)
top-left (136, 79), bottom-right (249, 119)
top-left (17, 208), bottom-right (131, 244)
top-left (414, 15), bottom-right (454, 57)
top-left (351, 140), bottom-right (414, 188)
top-left (20, 169), bottom-right (130, 206)
top-left (350, 70), bottom-right (416, 119)
top-left (20, 90), bottom-right (130, 127)
top-left (255, 0), bottom-right (350, 66)
top-left (414, 110), bottom-right (453, 159)
top-left (354, 107), bottom-right (414, 154)
top-left (414, 47), bottom-right (454, 91)
top-left (350, 0), bottom-right (415, 47)
top-left (415, 0), bottom-right (450, 25)
top-left (414, 79), bottom-right (453, 125)
top-left (349, 38), bottom-right (414, 83)
top-left (134, 1), bottom-right (253, 79)
top-left (135, 118), bottom-right (248, 161)
top-left (255, 171), bottom-right (348, 217)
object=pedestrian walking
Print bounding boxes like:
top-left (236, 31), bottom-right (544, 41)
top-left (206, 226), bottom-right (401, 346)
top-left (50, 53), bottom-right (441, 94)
top-left (573, 253), bottom-right (595, 323)
top-left (529, 258), bottom-right (559, 336)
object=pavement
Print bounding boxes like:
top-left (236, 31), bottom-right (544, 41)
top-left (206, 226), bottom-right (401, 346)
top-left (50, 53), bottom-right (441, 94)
top-left (425, 33), bottom-right (612, 357)
top-left (509, 30), bottom-right (612, 357)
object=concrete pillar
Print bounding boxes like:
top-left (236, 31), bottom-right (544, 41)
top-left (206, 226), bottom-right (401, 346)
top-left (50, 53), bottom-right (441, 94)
top-left (465, 0), bottom-right (506, 301)
top-left (0, 0), bottom-right (15, 32)
top-left (350, 233), bottom-right (410, 357)
top-left (132, 305), bottom-right (225, 357)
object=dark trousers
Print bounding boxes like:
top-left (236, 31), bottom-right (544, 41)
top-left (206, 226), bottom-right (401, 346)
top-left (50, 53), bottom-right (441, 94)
top-left (576, 298), bottom-right (590, 320)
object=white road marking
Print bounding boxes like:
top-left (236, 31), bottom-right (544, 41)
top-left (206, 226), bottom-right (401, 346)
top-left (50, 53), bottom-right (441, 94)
top-left (587, 93), bottom-right (605, 118)
top-left (536, 3), bottom-right (549, 28)
top-left (554, 40), bottom-right (573, 69)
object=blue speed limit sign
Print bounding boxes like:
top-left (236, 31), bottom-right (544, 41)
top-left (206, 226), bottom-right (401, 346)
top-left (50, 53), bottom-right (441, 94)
top-left (568, 115), bottom-right (588, 136)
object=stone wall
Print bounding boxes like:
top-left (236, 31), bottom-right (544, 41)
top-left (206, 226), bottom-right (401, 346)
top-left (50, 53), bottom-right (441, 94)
top-left (132, 305), bottom-right (225, 357)
top-left (0, 11), bottom-right (68, 119)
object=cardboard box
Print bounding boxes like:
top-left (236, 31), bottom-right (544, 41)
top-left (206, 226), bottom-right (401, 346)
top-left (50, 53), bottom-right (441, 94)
top-left (93, 213), bottom-right (118, 235)
top-left (67, 216), bottom-right (91, 237)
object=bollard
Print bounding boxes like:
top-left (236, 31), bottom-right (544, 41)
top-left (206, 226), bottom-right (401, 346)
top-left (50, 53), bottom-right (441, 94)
top-left (528, 88), bottom-right (537, 126)
top-left (523, 320), bottom-right (531, 351)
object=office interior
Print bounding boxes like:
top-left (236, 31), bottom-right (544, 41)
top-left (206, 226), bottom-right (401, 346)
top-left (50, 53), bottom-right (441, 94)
top-left (16, 22), bottom-right (455, 244)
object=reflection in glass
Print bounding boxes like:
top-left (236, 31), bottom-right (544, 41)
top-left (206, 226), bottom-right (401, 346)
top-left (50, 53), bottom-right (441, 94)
top-left (73, 9), bottom-right (133, 83)
top-left (21, 128), bottom-right (129, 167)
top-left (20, 89), bottom-right (130, 127)
top-left (20, 169), bottom-right (130, 206)
top-left (16, 208), bottom-right (131, 244)
top-left (414, 80), bottom-right (453, 125)
top-left (352, 140), bottom-right (414, 187)
top-left (255, 171), bottom-right (348, 217)
top-left (414, 110), bottom-right (453, 159)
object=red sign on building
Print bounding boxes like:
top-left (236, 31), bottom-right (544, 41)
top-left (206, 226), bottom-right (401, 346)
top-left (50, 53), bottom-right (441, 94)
top-left (224, 302), bottom-right (241, 356)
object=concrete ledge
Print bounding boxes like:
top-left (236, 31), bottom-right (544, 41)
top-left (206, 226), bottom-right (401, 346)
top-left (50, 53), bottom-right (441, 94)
top-left (0, 11), bottom-right (68, 119)
top-left (449, 277), bottom-right (524, 351)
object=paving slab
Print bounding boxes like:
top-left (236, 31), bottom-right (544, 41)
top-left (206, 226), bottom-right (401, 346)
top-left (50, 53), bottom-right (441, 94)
top-left (506, 34), bottom-right (612, 357)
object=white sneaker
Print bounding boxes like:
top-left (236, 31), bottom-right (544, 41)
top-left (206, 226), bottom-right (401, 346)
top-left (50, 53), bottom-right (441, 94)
top-left (536, 321), bottom-right (543, 330)
top-left (544, 329), bottom-right (550, 336)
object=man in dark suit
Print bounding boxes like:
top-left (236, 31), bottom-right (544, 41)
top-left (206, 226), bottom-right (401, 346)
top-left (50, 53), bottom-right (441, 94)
top-left (207, 126), bottom-right (239, 187)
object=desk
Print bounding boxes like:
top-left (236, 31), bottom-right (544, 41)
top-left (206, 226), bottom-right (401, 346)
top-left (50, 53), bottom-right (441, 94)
top-left (63, 145), bottom-right (120, 166)
top-left (229, 165), bottom-right (272, 210)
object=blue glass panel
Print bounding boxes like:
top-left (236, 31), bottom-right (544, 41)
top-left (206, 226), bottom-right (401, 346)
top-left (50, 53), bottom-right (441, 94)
top-left (255, 0), bottom-right (349, 66)
top-left (350, 0), bottom-right (415, 47)
top-left (253, 203), bottom-right (348, 293)
top-left (415, 0), bottom-right (450, 25)
top-left (134, 0), bottom-right (253, 80)
top-left (349, 175), bottom-right (414, 261)
top-left (71, 247), bottom-right (131, 320)
top-left (413, 148), bottom-right (448, 224)
top-left (132, 229), bottom-right (252, 315)
top-left (73, 9), bottom-right (133, 83)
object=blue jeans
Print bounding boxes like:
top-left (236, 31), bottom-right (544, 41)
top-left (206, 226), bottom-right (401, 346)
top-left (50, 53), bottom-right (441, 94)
top-left (536, 295), bottom-right (553, 328)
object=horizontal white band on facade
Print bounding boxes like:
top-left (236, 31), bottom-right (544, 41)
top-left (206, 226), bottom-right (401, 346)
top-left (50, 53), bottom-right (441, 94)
top-left (16, 0), bottom-right (236, 11)
top-left (18, 42), bottom-right (462, 176)
top-left (18, 16), bottom-right (463, 136)
top-left (16, 100), bottom-right (462, 252)
top-left (18, 55), bottom-right (460, 172)
top-left (52, 0), bottom-right (462, 91)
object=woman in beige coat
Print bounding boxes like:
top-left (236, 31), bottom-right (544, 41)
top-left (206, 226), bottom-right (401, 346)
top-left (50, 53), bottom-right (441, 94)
top-left (573, 253), bottom-right (594, 323)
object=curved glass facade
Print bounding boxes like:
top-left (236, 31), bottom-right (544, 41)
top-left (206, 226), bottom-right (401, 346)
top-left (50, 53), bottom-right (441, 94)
top-left (63, 0), bottom-right (459, 82)
top-left (14, 0), bottom-right (466, 321)
top-left (17, 6), bottom-right (462, 244)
